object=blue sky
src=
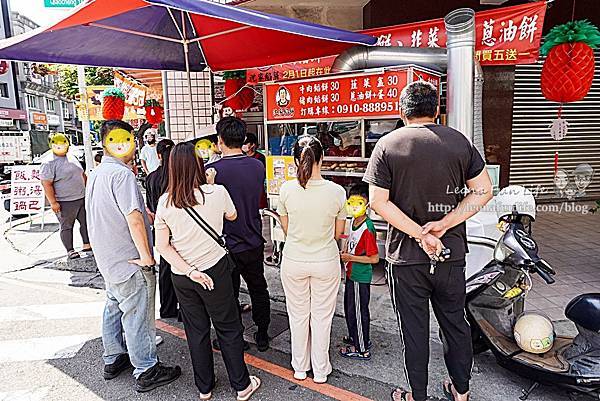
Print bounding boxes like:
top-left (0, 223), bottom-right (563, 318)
top-left (11, 0), bottom-right (71, 27)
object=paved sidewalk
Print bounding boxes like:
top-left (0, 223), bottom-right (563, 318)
top-left (2, 203), bottom-right (599, 400)
top-left (527, 203), bottom-right (600, 320)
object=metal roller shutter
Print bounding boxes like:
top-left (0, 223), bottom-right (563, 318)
top-left (509, 52), bottom-right (600, 201)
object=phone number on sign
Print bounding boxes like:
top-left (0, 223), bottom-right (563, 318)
top-left (334, 101), bottom-right (400, 115)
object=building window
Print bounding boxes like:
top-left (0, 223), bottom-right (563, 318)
top-left (26, 94), bottom-right (38, 109)
top-left (62, 101), bottom-right (70, 119)
top-left (0, 83), bottom-right (8, 98)
top-left (46, 98), bottom-right (55, 112)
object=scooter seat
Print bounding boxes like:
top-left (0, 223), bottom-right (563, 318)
top-left (565, 293), bottom-right (600, 332)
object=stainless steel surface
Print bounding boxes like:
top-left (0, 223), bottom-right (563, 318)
top-left (444, 8), bottom-right (475, 141)
top-left (473, 61), bottom-right (484, 157)
top-left (332, 46), bottom-right (447, 73)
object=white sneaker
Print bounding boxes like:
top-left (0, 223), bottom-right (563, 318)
top-left (155, 335), bottom-right (164, 346)
top-left (313, 375), bottom-right (327, 384)
top-left (293, 371), bottom-right (307, 380)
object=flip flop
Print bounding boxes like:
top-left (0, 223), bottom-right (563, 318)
top-left (390, 387), bottom-right (411, 401)
top-left (237, 376), bottom-right (261, 401)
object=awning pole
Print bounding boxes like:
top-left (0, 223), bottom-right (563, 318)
top-left (181, 11), bottom-right (197, 138)
top-left (77, 65), bottom-right (94, 173)
top-left (184, 41), bottom-right (197, 138)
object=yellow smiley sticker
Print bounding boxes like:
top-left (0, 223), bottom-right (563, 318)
top-left (195, 139), bottom-right (213, 162)
top-left (49, 133), bottom-right (69, 156)
top-left (346, 195), bottom-right (368, 218)
top-left (104, 128), bottom-right (135, 158)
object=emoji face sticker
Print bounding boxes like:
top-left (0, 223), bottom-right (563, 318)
top-left (49, 133), bottom-right (69, 156)
top-left (195, 139), bottom-right (213, 162)
top-left (104, 128), bottom-right (135, 158)
top-left (346, 195), bottom-right (368, 219)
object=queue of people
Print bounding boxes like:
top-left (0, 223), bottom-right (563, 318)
top-left (81, 80), bottom-right (492, 401)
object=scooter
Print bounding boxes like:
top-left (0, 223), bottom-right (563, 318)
top-left (464, 211), bottom-right (600, 399)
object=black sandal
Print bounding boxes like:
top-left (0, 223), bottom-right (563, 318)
top-left (339, 346), bottom-right (371, 360)
top-left (442, 381), bottom-right (468, 401)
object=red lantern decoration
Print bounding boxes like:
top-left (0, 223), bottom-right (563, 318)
top-left (102, 87), bottom-right (125, 120)
top-left (144, 99), bottom-right (163, 125)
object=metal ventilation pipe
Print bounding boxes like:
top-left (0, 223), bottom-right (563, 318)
top-left (473, 61), bottom-right (485, 156)
top-left (331, 8), bottom-right (477, 142)
top-left (331, 46), bottom-right (447, 73)
top-left (444, 8), bottom-right (476, 140)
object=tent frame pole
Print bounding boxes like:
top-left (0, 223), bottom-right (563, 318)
top-left (180, 10), bottom-right (197, 138)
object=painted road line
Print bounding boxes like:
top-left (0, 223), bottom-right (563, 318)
top-left (0, 302), bottom-right (105, 322)
top-left (0, 387), bottom-right (50, 401)
top-left (156, 320), bottom-right (374, 401)
top-left (0, 277), bottom-right (98, 302)
top-left (0, 334), bottom-right (96, 363)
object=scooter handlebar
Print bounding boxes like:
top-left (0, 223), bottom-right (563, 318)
top-left (535, 266), bottom-right (556, 285)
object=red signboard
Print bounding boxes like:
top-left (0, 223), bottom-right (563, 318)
top-left (0, 108), bottom-right (27, 120)
top-left (248, 1), bottom-right (547, 85)
top-left (365, 1), bottom-right (546, 65)
top-left (265, 67), bottom-right (439, 122)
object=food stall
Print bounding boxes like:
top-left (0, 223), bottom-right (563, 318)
top-left (263, 65), bottom-right (443, 259)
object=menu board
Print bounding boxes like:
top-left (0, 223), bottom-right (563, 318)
top-left (265, 67), bottom-right (441, 122)
top-left (10, 165), bottom-right (45, 215)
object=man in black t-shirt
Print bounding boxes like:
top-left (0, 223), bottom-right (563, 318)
top-left (364, 81), bottom-right (493, 401)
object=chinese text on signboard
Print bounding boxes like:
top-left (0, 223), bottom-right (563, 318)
top-left (0, 137), bottom-right (22, 163)
top-left (10, 165), bottom-right (45, 215)
top-left (265, 68), bottom-right (439, 122)
top-left (248, 1), bottom-right (547, 84)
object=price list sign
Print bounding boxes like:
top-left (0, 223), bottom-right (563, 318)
top-left (10, 165), bottom-right (45, 215)
top-left (265, 67), bottom-right (439, 122)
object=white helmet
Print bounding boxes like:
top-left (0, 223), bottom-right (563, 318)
top-left (514, 313), bottom-right (554, 354)
top-left (495, 185), bottom-right (536, 221)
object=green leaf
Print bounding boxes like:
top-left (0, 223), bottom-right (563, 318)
top-left (541, 20), bottom-right (600, 55)
top-left (102, 87), bottom-right (125, 100)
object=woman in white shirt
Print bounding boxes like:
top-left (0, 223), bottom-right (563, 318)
top-left (277, 135), bottom-right (347, 384)
top-left (154, 142), bottom-right (261, 401)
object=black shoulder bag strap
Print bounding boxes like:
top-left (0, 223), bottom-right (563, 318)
top-left (184, 207), bottom-right (229, 254)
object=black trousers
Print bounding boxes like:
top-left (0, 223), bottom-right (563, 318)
top-left (158, 256), bottom-right (179, 318)
top-left (56, 198), bottom-right (89, 252)
top-left (344, 278), bottom-right (371, 353)
top-left (172, 256), bottom-right (251, 394)
top-left (231, 245), bottom-right (271, 334)
top-left (387, 262), bottom-right (472, 401)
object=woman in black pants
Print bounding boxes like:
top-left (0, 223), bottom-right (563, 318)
top-left (154, 142), bottom-right (261, 401)
top-left (146, 138), bottom-right (178, 318)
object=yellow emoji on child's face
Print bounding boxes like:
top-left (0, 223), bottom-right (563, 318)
top-left (49, 133), bottom-right (69, 156)
top-left (346, 195), bottom-right (368, 218)
top-left (105, 128), bottom-right (135, 158)
top-left (195, 139), bottom-right (212, 162)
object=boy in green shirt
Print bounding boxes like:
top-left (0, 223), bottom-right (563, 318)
top-left (340, 183), bottom-right (379, 360)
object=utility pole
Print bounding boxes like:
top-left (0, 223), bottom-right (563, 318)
top-left (77, 65), bottom-right (94, 174)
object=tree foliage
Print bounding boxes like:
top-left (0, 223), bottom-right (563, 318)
top-left (56, 66), bottom-right (114, 99)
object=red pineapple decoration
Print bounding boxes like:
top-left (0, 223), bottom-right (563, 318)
top-left (102, 87), bottom-right (125, 120)
top-left (223, 70), bottom-right (255, 115)
top-left (540, 20), bottom-right (600, 103)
